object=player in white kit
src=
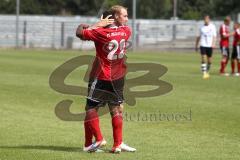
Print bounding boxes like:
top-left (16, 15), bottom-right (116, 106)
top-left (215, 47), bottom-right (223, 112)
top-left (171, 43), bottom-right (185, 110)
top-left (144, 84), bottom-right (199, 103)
top-left (195, 15), bottom-right (217, 79)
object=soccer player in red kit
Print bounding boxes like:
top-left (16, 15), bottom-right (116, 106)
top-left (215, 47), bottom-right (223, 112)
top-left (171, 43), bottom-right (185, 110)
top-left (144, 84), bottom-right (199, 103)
top-left (76, 5), bottom-right (136, 153)
top-left (231, 22), bottom-right (240, 76)
top-left (219, 16), bottom-right (234, 76)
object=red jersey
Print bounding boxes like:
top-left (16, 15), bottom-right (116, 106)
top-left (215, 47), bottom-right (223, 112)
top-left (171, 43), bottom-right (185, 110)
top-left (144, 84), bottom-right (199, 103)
top-left (233, 28), bottom-right (240, 47)
top-left (219, 24), bottom-right (230, 47)
top-left (82, 26), bottom-right (131, 81)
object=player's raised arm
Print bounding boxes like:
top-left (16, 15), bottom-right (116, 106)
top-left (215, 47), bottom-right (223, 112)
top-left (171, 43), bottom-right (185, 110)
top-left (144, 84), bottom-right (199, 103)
top-left (76, 15), bottom-right (114, 40)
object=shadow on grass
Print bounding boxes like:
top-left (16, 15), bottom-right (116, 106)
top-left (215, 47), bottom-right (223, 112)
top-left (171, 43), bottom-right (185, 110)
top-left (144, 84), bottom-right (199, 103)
top-left (0, 145), bottom-right (83, 153)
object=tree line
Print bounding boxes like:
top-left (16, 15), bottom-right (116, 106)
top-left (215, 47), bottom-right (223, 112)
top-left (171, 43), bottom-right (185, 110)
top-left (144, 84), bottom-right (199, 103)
top-left (0, 0), bottom-right (239, 20)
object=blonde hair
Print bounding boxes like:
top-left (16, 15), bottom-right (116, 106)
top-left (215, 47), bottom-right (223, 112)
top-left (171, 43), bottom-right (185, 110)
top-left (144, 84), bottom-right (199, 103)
top-left (109, 5), bottom-right (127, 17)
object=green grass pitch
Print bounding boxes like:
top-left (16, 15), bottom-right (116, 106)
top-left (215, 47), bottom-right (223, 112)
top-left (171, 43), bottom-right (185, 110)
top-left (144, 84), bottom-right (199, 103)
top-left (0, 49), bottom-right (240, 160)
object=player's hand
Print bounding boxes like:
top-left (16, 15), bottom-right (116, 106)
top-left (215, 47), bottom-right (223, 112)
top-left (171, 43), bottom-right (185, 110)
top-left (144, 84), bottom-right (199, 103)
top-left (98, 15), bottom-right (115, 27)
top-left (88, 15), bottom-right (114, 29)
top-left (212, 44), bottom-right (216, 49)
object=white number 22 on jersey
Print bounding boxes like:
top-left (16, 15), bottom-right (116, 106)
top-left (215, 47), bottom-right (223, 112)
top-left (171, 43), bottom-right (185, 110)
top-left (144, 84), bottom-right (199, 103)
top-left (107, 39), bottom-right (126, 60)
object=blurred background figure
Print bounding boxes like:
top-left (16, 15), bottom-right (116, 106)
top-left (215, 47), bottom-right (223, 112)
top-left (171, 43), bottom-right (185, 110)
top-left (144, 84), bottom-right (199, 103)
top-left (219, 16), bottom-right (234, 76)
top-left (195, 15), bottom-right (217, 79)
top-left (231, 22), bottom-right (240, 76)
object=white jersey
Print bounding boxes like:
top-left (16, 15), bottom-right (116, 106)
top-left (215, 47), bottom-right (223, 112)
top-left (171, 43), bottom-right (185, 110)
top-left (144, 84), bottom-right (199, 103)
top-left (199, 23), bottom-right (217, 47)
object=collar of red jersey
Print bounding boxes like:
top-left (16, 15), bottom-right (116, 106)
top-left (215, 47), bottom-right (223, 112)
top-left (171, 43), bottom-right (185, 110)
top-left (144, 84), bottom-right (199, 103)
top-left (87, 24), bottom-right (127, 30)
top-left (108, 24), bottom-right (127, 29)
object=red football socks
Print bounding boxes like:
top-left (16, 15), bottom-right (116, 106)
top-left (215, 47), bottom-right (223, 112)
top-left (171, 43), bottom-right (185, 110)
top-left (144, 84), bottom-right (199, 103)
top-left (84, 109), bottom-right (103, 147)
top-left (220, 60), bottom-right (227, 73)
top-left (84, 121), bottom-right (93, 147)
top-left (112, 113), bottom-right (123, 147)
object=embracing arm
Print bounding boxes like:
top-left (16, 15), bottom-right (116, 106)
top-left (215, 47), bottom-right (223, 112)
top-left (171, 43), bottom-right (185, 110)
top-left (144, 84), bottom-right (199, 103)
top-left (76, 24), bottom-right (89, 40)
top-left (76, 15), bottom-right (114, 40)
top-left (88, 15), bottom-right (114, 29)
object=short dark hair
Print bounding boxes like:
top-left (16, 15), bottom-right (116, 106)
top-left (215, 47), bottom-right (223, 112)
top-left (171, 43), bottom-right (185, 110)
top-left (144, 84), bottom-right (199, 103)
top-left (204, 15), bottom-right (210, 19)
top-left (102, 10), bottom-right (113, 19)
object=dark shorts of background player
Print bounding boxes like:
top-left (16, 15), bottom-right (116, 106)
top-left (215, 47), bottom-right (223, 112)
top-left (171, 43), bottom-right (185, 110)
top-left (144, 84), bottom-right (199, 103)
top-left (231, 46), bottom-right (240, 59)
top-left (200, 46), bottom-right (213, 57)
top-left (85, 77), bottom-right (124, 110)
top-left (220, 46), bottom-right (230, 58)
